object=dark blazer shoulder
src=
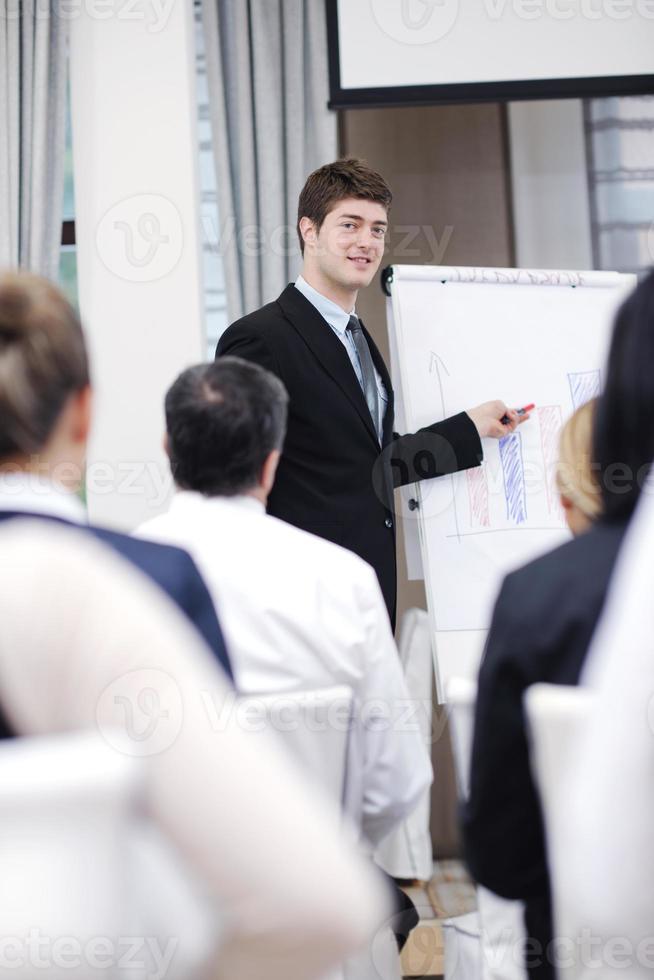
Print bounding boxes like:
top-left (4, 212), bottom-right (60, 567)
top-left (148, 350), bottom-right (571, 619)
top-left (88, 527), bottom-right (233, 682)
top-left (227, 297), bottom-right (286, 335)
top-left (218, 286), bottom-right (301, 344)
top-left (484, 520), bottom-right (626, 678)
top-left (92, 524), bottom-right (195, 568)
top-left (500, 520), bottom-right (625, 618)
top-left (215, 290), bottom-right (301, 378)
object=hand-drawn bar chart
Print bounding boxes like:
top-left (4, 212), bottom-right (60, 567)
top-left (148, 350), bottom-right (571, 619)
top-left (538, 405), bottom-right (564, 518)
top-left (466, 466), bottom-right (490, 528)
top-left (499, 432), bottom-right (527, 524)
top-left (386, 263), bottom-right (634, 646)
top-left (568, 370), bottom-right (601, 410)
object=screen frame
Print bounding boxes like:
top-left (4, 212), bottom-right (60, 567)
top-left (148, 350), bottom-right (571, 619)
top-left (326, 0), bottom-right (654, 108)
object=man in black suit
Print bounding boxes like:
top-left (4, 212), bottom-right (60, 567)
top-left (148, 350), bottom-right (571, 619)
top-left (217, 158), bottom-right (525, 625)
top-left (0, 272), bottom-right (232, 682)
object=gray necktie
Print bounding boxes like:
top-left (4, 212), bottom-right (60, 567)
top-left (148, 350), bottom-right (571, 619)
top-left (347, 314), bottom-right (381, 440)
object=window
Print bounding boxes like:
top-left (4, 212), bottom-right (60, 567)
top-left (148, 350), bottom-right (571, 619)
top-left (59, 84), bottom-right (77, 306)
top-left (585, 96), bottom-right (654, 277)
top-left (195, 0), bottom-right (228, 357)
top-left (59, 19), bottom-right (228, 356)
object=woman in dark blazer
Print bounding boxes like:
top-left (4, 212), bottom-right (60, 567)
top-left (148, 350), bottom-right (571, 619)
top-left (462, 269), bottom-right (654, 980)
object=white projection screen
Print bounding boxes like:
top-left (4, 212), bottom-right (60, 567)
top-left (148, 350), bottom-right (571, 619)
top-left (327, 0), bottom-right (654, 106)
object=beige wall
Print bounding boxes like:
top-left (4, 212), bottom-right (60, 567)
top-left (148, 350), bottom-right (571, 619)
top-left (340, 103), bottom-right (514, 857)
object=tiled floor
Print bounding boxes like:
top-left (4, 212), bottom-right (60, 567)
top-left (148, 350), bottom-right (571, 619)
top-left (400, 860), bottom-right (476, 980)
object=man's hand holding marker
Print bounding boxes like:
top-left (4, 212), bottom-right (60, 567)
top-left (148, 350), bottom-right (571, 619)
top-left (467, 402), bottom-right (534, 440)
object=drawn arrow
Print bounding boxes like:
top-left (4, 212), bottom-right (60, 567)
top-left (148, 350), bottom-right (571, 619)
top-left (429, 351), bottom-right (461, 541)
top-left (429, 351), bottom-right (450, 418)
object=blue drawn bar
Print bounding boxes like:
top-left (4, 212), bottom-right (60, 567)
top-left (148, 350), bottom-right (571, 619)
top-left (499, 432), bottom-right (527, 525)
top-left (568, 370), bottom-right (601, 410)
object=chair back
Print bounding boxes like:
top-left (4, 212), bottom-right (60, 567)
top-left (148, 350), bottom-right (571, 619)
top-left (446, 675), bottom-right (478, 799)
top-left (524, 683), bottom-right (594, 980)
top-left (238, 685), bottom-right (354, 820)
top-left (447, 677), bottom-right (527, 980)
top-left (0, 730), bottom-right (218, 979)
top-left (0, 731), bottom-right (141, 978)
top-left (239, 685), bottom-right (401, 980)
top-left (375, 607), bottom-right (433, 881)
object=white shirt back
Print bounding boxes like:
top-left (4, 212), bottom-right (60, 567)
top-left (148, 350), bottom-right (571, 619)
top-left (137, 491), bottom-right (432, 845)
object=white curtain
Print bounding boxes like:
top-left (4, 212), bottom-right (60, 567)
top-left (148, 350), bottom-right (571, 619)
top-left (585, 96), bottom-right (654, 277)
top-left (0, 1), bottom-right (68, 279)
top-left (201, 0), bottom-right (338, 322)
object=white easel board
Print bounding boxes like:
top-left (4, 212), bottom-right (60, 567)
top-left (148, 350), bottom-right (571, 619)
top-left (386, 265), bottom-right (636, 698)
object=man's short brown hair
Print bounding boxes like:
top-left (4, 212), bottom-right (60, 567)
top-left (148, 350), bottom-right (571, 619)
top-left (0, 272), bottom-right (89, 459)
top-left (297, 158), bottom-right (392, 254)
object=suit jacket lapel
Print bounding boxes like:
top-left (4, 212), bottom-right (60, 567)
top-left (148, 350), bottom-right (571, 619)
top-left (277, 285), bottom-right (381, 447)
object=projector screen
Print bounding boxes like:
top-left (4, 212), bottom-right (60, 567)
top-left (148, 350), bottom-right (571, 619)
top-left (327, 0), bottom-right (654, 106)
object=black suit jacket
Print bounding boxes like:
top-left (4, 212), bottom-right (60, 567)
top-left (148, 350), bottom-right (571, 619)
top-left (462, 519), bottom-right (627, 980)
top-left (216, 284), bottom-right (482, 623)
top-left (0, 512), bottom-right (233, 683)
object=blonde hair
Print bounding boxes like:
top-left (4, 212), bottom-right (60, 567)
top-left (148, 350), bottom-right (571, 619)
top-left (556, 398), bottom-right (602, 521)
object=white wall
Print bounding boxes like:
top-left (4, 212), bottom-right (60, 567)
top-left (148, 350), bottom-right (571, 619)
top-left (508, 100), bottom-right (594, 270)
top-left (69, 4), bottom-right (204, 530)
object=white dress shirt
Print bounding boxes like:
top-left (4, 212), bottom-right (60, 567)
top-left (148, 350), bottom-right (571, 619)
top-left (294, 275), bottom-right (388, 440)
top-left (0, 472), bottom-right (86, 522)
top-left (0, 520), bottom-right (389, 980)
top-left (137, 491), bottom-right (432, 846)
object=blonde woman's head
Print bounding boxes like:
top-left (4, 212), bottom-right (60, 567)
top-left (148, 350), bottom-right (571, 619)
top-left (556, 398), bottom-right (601, 536)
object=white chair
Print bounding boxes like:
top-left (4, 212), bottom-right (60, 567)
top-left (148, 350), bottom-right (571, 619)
top-left (446, 676), bottom-right (527, 980)
top-left (0, 730), bottom-right (217, 979)
top-left (375, 607), bottom-right (433, 882)
top-left (237, 685), bottom-right (355, 826)
top-left (524, 683), bottom-right (594, 980)
top-left (238, 685), bottom-right (400, 980)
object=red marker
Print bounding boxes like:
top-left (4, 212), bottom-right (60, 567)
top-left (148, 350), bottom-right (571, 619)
top-left (501, 403), bottom-right (535, 425)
